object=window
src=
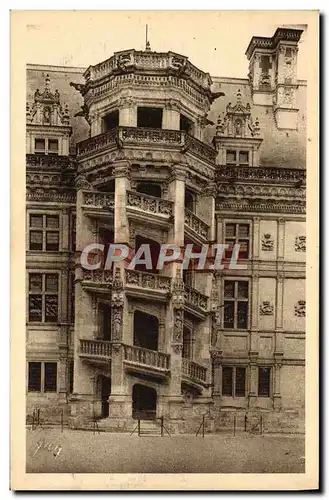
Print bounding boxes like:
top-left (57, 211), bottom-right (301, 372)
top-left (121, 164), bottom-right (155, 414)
top-left (27, 361), bottom-right (58, 393)
top-left (34, 138), bottom-right (59, 155)
top-left (137, 107), bottom-right (163, 129)
top-left (70, 273), bottom-right (75, 324)
top-left (222, 366), bottom-right (246, 397)
top-left (99, 302), bottom-right (112, 341)
top-left (182, 326), bottom-right (193, 359)
top-left (28, 362), bottom-right (41, 391)
top-left (258, 367), bottom-right (271, 397)
top-left (224, 280), bottom-right (249, 329)
top-left (225, 222), bottom-right (250, 259)
top-left (29, 214), bottom-right (60, 251)
top-left (28, 273), bottom-right (59, 323)
top-left (226, 150), bottom-right (249, 166)
top-left (137, 182), bottom-right (162, 198)
top-left (68, 360), bottom-right (74, 394)
top-left (185, 189), bottom-right (195, 212)
top-left (180, 114), bottom-right (193, 134)
top-left (35, 138), bottom-right (45, 153)
top-left (103, 110), bottom-right (119, 131)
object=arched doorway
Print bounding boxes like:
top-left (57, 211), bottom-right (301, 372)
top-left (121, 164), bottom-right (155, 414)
top-left (134, 310), bottom-right (159, 351)
top-left (135, 235), bottom-right (161, 274)
top-left (132, 384), bottom-right (157, 420)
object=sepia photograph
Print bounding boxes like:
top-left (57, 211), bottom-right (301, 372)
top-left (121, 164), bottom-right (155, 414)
top-left (10, 9), bottom-right (319, 490)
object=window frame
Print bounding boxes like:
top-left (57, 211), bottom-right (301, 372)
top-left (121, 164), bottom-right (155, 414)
top-left (223, 279), bottom-right (250, 330)
top-left (224, 221), bottom-right (251, 260)
top-left (28, 213), bottom-right (61, 252)
top-left (27, 361), bottom-right (58, 393)
top-left (258, 366), bottom-right (272, 398)
top-left (34, 137), bottom-right (59, 155)
top-left (225, 149), bottom-right (250, 166)
top-left (28, 272), bottom-right (60, 324)
top-left (222, 365), bottom-right (247, 397)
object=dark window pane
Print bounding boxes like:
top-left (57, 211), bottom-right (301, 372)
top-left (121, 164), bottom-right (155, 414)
top-left (222, 367), bottom-right (233, 396)
top-left (35, 138), bottom-right (45, 151)
top-left (258, 367), bottom-right (271, 397)
top-left (45, 274), bottom-right (58, 293)
top-left (137, 107), bottom-right (163, 129)
top-left (238, 240), bottom-right (249, 259)
top-left (30, 215), bottom-right (43, 228)
top-left (226, 151), bottom-right (236, 164)
top-left (30, 231), bottom-right (43, 251)
top-left (224, 240), bottom-right (235, 259)
top-left (70, 274), bottom-right (75, 323)
top-left (48, 139), bottom-right (58, 153)
top-left (44, 362), bottom-right (57, 392)
top-left (224, 301), bottom-right (234, 328)
top-left (239, 151), bottom-right (249, 164)
top-left (46, 232), bottom-right (59, 251)
top-left (29, 295), bottom-right (42, 322)
top-left (235, 367), bottom-right (246, 396)
top-left (46, 215), bottom-right (59, 229)
top-left (71, 215), bottom-right (76, 252)
top-left (28, 362), bottom-right (41, 391)
top-left (29, 274), bottom-right (42, 292)
top-left (137, 183), bottom-right (162, 198)
top-left (103, 110), bottom-right (119, 131)
top-left (238, 224), bottom-right (249, 238)
top-left (237, 302), bottom-right (248, 329)
top-left (45, 295), bottom-right (58, 322)
top-left (225, 223), bottom-right (236, 237)
top-left (224, 281), bottom-right (235, 298)
top-left (238, 281), bottom-right (249, 298)
top-left (180, 114), bottom-right (193, 134)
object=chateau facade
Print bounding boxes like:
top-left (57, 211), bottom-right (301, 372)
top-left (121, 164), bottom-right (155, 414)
top-left (26, 27), bottom-right (306, 433)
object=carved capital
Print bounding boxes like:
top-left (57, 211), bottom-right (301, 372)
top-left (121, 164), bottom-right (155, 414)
top-left (75, 174), bottom-right (93, 191)
top-left (113, 162), bottom-right (130, 179)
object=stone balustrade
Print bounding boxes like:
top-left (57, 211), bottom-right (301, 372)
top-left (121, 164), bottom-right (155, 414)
top-left (184, 208), bottom-right (209, 240)
top-left (184, 285), bottom-right (208, 312)
top-left (125, 269), bottom-right (171, 291)
top-left (181, 358), bottom-right (207, 384)
top-left (77, 126), bottom-right (217, 165)
top-left (123, 344), bottom-right (170, 370)
top-left (126, 190), bottom-right (173, 216)
top-left (82, 190), bottom-right (115, 209)
top-left (82, 269), bottom-right (113, 285)
top-left (216, 165), bottom-right (306, 183)
top-left (80, 339), bottom-right (112, 358)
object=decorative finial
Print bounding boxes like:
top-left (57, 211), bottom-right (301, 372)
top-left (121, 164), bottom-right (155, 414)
top-left (45, 74), bottom-right (50, 89)
top-left (237, 88), bottom-right (242, 104)
top-left (145, 24), bottom-right (151, 51)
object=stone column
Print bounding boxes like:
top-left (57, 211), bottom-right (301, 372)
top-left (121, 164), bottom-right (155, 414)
top-left (163, 101), bottom-right (180, 130)
top-left (277, 218), bottom-right (285, 260)
top-left (273, 362), bottom-right (282, 411)
top-left (253, 217), bottom-right (260, 259)
top-left (275, 274), bottom-right (284, 354)
top-left (113, 161), bottom-right (131, 245)
top-left (248, 361), bottom-right (258, 408)
top-left (211, 352), bottom-right (222, 397)
top-left (119, 98), bottom-right (137, 127)
top-left (70, 174), bottom-right (98, 421)
top-left (90, 112), bottom-right (102, 137)
top-left (250, 274), bottom-right (259, 354)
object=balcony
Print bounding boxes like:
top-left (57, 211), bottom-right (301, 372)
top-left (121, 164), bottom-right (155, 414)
top-left (77, 127), bottom-right (217, 167)
top-left (184, 285), bottom-right (209, 317)
top-left (181, 358), bottom-right (208, 389)
top-left (125, 269), bottom-right (171, 302)
top-left (79, 339), bottom-right (112, 369)
top-left (81, 190), bottom-right (115, 219)
top-left (184, 208), bottom-right (209, 242)
top-left (123, 344), bottom-right (170, 380)
top-left (216, 165), bottom-right (306, 184)
top-left (126, 190), bottom-right (173, 227)
top-left (81, 269), bottom-right (113, 293)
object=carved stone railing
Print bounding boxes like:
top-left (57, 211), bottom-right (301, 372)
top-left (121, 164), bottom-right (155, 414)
top-left (184, 285), bottom-right (208, 312)
top-left (184, 208), bottom-right (209, 240)
top-left (216, 165), bottom-right (306, 183)
top-left (125, 270), bottom-right (171, 291)
top-left (77, 127), bottom-right (217, 165)
top-left (123, 344), bottom-right (170, 371)
top-left (181, 358), bottom-right (207, 384)
top-left (87, 50), bottom-right (212, 90)
top-left (80, 339), bottom-right (112, 359)
top-left (26, 154), bottom-right (73, 169)
top-left (126, 190), bottom-right (173, 216)
top-left (82, 269), bottom-right (113, 285)
top-left (82, 190), bottom-right (115, 210)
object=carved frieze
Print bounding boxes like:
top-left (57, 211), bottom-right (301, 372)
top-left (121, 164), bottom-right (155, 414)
top-left (261, 233), bottom-right (274, 251)
top-left (259, 301), bottom-right (274, 316)
top-left (294, 300), bottom-right (306, 317)
top-left (295, 236), bottom-right (306, 252)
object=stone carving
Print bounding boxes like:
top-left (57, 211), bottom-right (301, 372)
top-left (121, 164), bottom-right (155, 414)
top-left (184, 209), bottom-right (209, 239)
top-left (173, 309), bottom-right (184, 343)
top-left (215, 198), bottom-right (306, 214)
top-left (172, 343), bottom-right (183, 354)
top-left (171, 273), bottom-right (185, 310)
top-left (261, 233), bottom-right (274, 251)
top-left (75, 174), bottom-right (93, 191)
top-left (27, 75), bottom-right (71, 127)
top-left (111, 307), bottom-right (123, 341)
top-left (83, 191), bottom-right (114, 209)
top-left (294, 300), bottom-right (306, 317)
top-left (259, 301), bottom-right (274, 316)
top-left (295, 236), bottom-right (306, 252)
top-left (216, 166), bottom-right (306, 183)
top-left (184, 285), bottom-right (208, 312)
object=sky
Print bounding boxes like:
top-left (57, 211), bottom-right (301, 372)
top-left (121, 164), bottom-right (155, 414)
top-left (21, 11), bottom-right (311, 80)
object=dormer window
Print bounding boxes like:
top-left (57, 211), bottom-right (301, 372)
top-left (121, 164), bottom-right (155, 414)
top-left (35, 138), bottom-right (45, 154)
top-left (34, 138), bottom-right (58, 155)
top-left (226, 150), bottom-right (249, 166)
top-left (137, 107), bottom-right (163, 129)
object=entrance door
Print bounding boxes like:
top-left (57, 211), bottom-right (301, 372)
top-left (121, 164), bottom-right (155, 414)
top-left (132, 384), bottom-right (157, 420)
top-left (100, 376), bottom-right (111, 418)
